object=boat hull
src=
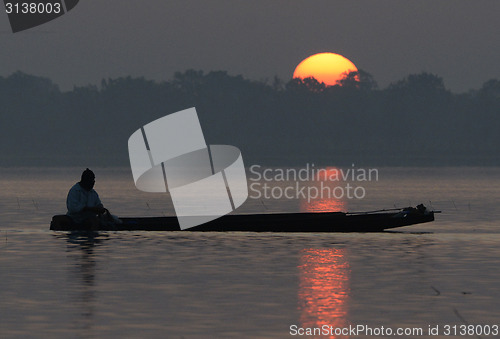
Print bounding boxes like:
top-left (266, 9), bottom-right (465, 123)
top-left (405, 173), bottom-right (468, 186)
top-left (50, 210), bottom-right (435, 232)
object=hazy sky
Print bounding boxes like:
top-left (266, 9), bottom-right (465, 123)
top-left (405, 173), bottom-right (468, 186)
top-left (1, 1), bottom-right (498, 92)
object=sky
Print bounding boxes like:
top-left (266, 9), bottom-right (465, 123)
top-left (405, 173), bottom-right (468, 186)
top-left (1, 0), bottom-right (499, 92)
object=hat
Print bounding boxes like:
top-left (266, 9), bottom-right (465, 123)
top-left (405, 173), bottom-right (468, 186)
top-left (81, 168), bottom-right (95, 182)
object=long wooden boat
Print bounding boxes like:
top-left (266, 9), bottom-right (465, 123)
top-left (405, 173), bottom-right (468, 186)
top-left (50, 204), bottom-right (437, 232)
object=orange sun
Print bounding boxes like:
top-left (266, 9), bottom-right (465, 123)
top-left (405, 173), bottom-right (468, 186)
top-left (293, 52), bottom-right (358, 86)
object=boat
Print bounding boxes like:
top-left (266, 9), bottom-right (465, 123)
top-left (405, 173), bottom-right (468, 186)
top-left (49, 204), bottom-right (437, 232)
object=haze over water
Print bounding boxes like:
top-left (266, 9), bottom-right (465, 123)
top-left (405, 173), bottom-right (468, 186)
top-left (0, 166), bottom-right (499, 338)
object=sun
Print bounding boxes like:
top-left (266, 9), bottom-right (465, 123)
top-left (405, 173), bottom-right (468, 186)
top-left (293, 52), bottom-right (358, 86)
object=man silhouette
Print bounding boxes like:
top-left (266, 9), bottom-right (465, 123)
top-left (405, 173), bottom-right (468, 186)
top-left (66, 168), bottom-right (106, 229)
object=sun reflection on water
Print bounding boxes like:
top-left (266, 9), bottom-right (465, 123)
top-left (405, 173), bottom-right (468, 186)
top-left (300, 167), bottom-right (347, 213)
top-left (298, 248), bottom-right (350, 338)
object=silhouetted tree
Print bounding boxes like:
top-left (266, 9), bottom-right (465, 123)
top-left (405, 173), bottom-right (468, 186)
top-left (336, 69), bottom-right (378, 91)
top-left (479, 79), bottom-right (500, 99)
top-left (285, 77), bottom-right (326, 93)
top-left (387, 72), bottom-right (449, 98)
top-left (1, 70), bottom-right (500, 166)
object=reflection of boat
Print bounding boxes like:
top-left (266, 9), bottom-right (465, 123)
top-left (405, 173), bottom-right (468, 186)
top-left (50, 204), bottom-right (437, 232)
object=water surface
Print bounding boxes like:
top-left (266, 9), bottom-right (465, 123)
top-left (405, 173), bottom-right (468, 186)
top-left (0, 167), bottom-right (499, 338)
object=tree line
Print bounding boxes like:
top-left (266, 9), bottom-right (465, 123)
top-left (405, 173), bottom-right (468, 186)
top-left (1, 70), bottom-right (499, 166)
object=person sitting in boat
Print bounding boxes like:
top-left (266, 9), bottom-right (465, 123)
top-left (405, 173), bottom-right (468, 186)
top-left (66, 168), bottom-right (109, 229)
